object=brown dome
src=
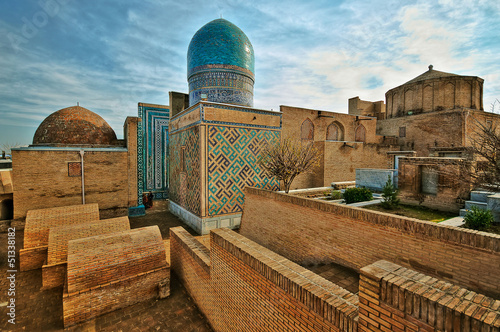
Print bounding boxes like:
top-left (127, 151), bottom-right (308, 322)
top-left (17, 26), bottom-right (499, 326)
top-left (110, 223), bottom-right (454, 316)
top-left (33, 106), bottom-right (117, 146)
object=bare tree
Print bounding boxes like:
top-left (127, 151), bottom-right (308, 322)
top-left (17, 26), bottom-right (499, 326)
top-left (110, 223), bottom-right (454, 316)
top-left (258, 137), bottom-right (321, 193)
top-left (467, 117), bottom-right (500, 191)
top-left (0, 141), bottom-right (21, 156)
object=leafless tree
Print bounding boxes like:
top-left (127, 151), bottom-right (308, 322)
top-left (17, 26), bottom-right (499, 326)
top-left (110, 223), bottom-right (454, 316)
top-left (258, 137), bottom-right (321, 193)
top-left (467, 117), bottom-right (500, 191)
top-left (0, 141), bottom-right (21, 156)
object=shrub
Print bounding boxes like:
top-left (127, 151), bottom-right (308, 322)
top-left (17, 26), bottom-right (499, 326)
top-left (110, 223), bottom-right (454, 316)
top-left (380, 175), bottom-right (399, 209)
top-left (328, 190), bottom-right (342, 200)
top-left (464, 206), bottom-right (493, 231)
top-left (343, 187), bottom-right (372, 204)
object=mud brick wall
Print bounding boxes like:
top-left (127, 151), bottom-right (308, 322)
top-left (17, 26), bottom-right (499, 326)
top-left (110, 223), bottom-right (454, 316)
top-left (66, 226), bottom-right (166, 294)
top-left (240, 188), bottom-right (500, 299)
top-left (47, 216), bottom-right (130, 265)
top-left (170, 226), bottom-right (359, 332)
top-left (24, 203), bottom-right (99, 249)
top-left (359, 261), bottom-right (500, 331)
top-left (12, 148), bottom-right (130, 220)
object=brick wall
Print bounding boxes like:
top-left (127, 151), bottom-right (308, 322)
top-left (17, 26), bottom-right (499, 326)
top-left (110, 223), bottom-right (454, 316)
top-left (398, 157), bottom-right (471, 212)
top-left (240, 188), bottom-right (500, 299)
top-left (376, 110), bottom-right (466, 156)
top-left (124, 116), bottom-right (139, 207)
top-left (280, 105), bottom-right (396, 189)
top-left (169, 226), bottom-right (213, 319)
top-left (170, 226), bottom-right (359, 332)
top-left (12, 148), bottom-right (130, 220)
top-left (19, 245), bottom-right (47, 271)
top-left (359, 260), bottom-right (500, 331)
top-left (385, 76), bottom-right (483, 119)
top-left (23, 203), bottom-right (99, 249)
top-left (63, 225), bottom-right (169, 327)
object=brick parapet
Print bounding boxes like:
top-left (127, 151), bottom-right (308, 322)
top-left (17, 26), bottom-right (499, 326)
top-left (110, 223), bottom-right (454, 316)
top-left (66, 226), bottom-right (166, 293)
top-left (241, 188), bottom-right (500, 298)
top-left (47, 216), bottom-right (130, 265)
top-left (244, 187), bottom-right (500, 253)
top-left (359, 260), bottom-right (500, 331)
top-left (170, 226), bottom-right (359, 332)
top-left (211, 227), bottom-right (359, 331)
top-left (169, 226), bottom-right (210, 274)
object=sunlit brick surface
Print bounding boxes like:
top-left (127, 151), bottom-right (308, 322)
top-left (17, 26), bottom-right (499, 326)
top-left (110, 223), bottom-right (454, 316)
top-left (359, 261), bottom-right (500, 331)
top-left (240, 188), bottom-right (500, 300)
top-left (24, 203), bottom-right (99, 249)
top-left (66, 225), bottom-right (166, 294)
top-left (47, 216), bottom-right (130, 265)
top-left (63, 225), bottom-right (169, 327)
top-left (170, 226), bottom-right (359, 331)
top-left (33, 106), bottom-right (117, 146)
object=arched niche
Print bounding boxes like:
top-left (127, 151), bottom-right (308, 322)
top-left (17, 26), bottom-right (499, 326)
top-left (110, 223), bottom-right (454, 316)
top-left (301, 119), bottom-right (314, 140)
top-left (355, 124), bottom-right (366, 143)
top-left (326, 122), bottom-right (344, 141)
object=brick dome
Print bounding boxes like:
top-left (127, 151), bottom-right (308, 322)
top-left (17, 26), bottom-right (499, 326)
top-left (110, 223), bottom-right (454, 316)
top-left (33, 106), bottom-right (117, 146)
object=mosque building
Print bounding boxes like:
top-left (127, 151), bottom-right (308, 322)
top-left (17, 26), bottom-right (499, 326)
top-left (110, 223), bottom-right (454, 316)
top-left (166, 19), bottom-right (281, 234)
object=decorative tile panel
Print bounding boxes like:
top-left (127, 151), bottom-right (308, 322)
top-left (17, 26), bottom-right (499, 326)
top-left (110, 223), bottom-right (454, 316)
top-left (207, 126), bottom-right (280, 216)
top-left (137, 105), bottom-right (170, 203)
top-left (169, 126), bottom-right (201, 216)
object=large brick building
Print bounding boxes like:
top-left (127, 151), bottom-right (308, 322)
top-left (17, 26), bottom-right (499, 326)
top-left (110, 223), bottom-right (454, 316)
top-left (11, 106), bottom-right (141, 220)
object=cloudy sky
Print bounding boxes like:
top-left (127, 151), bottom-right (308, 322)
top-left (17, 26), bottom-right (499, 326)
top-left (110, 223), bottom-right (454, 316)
top-left (0, 0), bottom-right (499, 147)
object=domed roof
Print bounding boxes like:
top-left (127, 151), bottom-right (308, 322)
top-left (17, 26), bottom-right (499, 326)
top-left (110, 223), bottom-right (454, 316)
top-left (187, 18), bottom-right (255, 78)
top-left (33, 106), bottom-right (117, 146)
top-left (403, 65), bottom-right (459, 85)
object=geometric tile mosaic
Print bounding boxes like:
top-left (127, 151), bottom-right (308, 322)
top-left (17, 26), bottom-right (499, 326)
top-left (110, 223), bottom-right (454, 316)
top-left (169, 126), bottom-right (201, 216)
top-left (138, 104), bottom-right (170, 203)
top-left (208, 125), bottom-right (280, 216)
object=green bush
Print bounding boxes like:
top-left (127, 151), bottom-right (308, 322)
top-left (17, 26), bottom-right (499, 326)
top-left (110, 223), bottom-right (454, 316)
top-left (464, 206), bottom-right (493, 231)
top-left (380, 175), bottom-right (400, 209)
top-left (343, 187), bottom-right (372, 204)
top-left (328, 190), bottom-right (342, 200)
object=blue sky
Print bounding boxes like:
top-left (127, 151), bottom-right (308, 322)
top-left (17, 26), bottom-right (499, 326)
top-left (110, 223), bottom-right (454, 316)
top-left (0, 0), bottom-right (499, 147)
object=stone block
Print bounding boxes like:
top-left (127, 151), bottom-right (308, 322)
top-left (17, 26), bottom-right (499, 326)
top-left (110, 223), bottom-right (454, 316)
top-left (487, 193), bottom-right (500, 223)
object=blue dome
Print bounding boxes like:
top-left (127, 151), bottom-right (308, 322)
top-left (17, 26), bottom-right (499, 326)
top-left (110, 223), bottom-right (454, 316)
top-left (187, 19), bottom-right (255, 78)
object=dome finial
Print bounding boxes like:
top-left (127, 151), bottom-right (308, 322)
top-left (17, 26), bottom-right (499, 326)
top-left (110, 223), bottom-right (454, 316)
top-left (428, 64), bottom-right (433, 71)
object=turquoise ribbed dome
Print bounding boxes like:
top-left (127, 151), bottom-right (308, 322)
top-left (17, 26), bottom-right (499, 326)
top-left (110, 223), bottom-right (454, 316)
top-left (187, 19), bottom-right (255, 78)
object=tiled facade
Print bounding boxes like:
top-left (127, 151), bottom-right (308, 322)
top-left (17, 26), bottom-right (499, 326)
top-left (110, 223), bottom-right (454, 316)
top-left (169, 102), bottom-right (281, 234)
top-left (137, 103), bottom-right (170, 202)
top-left (169, 126), bottom-right (201, 216)
top-left (207, 125), bottom-right (280, 216)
